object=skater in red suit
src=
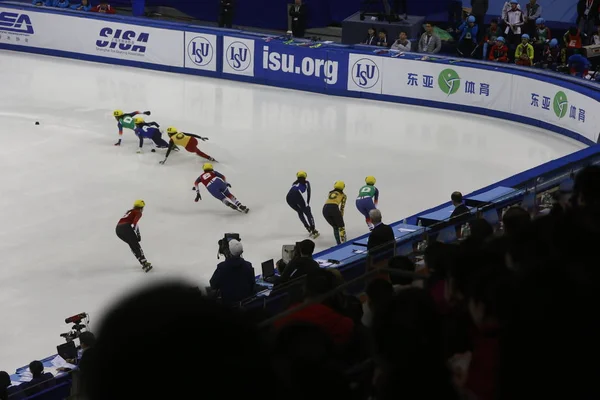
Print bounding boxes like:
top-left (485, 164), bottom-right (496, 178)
top-left (115, 200), bottom-right (152, 272)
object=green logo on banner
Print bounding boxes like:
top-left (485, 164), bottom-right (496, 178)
top-left (553, 91), bottom-right (568, 119)
top-left (438, 69), bottom-right (461, 95)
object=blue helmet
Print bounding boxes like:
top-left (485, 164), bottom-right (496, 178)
top-left (510, 0), bottom-right (518, 3)
top-left (521, 34), bottom-right (530, 40)
top-left (536, 18), bottom-right (545, 25)
top-left (549, 38), bottom-right (558, 47)
top-left (497, 36), bottom-right (506, 42)
top-left (467, 15), bottom-right (476, 23)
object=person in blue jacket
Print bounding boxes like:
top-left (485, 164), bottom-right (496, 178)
top-left (70, 0), bottom-right (91, 10)
top-left (133, 117), bottom-right (170, 153)
top-left (53, 0), bottom-right (70, 8)
top-left (568, 52), bottom-right (591, 78)
top-left (286, 171), bottom-right (319, 238)
top-left (457, 15), bottom-right (480, 58)
top-left (32, 0), bottom-right (53, 6)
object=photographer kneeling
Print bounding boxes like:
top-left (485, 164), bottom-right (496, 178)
top-left (209, 239), bottom-right (255, 305)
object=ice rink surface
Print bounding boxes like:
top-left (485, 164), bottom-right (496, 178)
top-left (0, 51), bottom-right (587, 370)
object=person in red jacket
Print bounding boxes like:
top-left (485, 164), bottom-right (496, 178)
top-left (488, 36), bottom-right (509, 62)
top-left (90, 3), bottom-right (115, 13)
top-left (274, 269), bottom-right (354, 345)
top-left (116, 200), bottom-right (152, 272)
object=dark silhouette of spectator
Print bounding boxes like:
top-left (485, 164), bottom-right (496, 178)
top-left (387, 255), bottom-right (416, 290)
top-left (577, 0), bottom-right (599, 44)
top-left (84, 282), bottom-right (276, 400)
top-left (372, 288), bottom-right (460, 400)
top-left (367, 209), bottom-right (395, 255)
top-left (450, 191), bottom-right (470, 218)
top-left (277, 239), bottom-right (320, 284)
top-left (275, 269), bottom-right (355, 346)
top-left (289, 0), bottom-right (307, 38)
top-left (218, 0), bottom-right (234, 28)
top-left (364, 27), bottom-right (377, 45)
top-left (271, 323), bottom-right (352, 400)
top-left (573, 165), bottom-right (600, 208)
top-left (210, 239), bottom-right (255, 304)
top-left (0, 371), bottom-right (24, 400)
top-left (361, 278), bottom-right (394, 327)
top-left (548, 178), bottom-right (574, 216)
top-left (502, 206), bottom-right (531, 236)
top-left (22, 361), bottom-right (55, 397)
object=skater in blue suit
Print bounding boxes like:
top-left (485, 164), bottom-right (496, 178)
top-left (194, 163), bottom-right (249, 213)
top-left (355, 176), bottom-right (379, 230)
top-left (133, 117), bottom-right (169, 153)
top-left (286, 171), bottom-right (319, 238)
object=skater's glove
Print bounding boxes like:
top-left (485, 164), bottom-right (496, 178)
top-left (226, 183), bottom-right (232, 188)
top-left (200, 137), bottom-right (209, 141)
top-left (143, 111), bottom-right (151, 115)
top-left (195, 190), bottom-right (202, 202)
top-left (159, 160), bottom-right (165, 165)
top-left (137, 233), bottom-right (141, 242)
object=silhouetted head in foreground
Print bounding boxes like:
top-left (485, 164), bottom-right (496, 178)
top-left (85, 282), bottom-right (273, 400)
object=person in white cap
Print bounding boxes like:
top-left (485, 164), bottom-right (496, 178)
top-left (209, 239), bottom-right (256, 304)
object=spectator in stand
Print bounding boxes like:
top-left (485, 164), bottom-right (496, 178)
top-left (376, 29), bottom-right (389, 47)
top-left (534, 38), bottom-right (560, 69)
top-left (364, 27), bottom-right (377, 45)
top-left (70, 0), bottom-right (91, 11)
top-left (275, 269), bottom-right (355, 346)
top-left (367, 209), bottom-right (395, 255)
top-left (276, 239), bottom-right (320, 284)
top-left (90, 3), bottom-right (115, 13)
top-left (391, 31), bottom-right (411, 51)
top-left (388, 255), bottom-right (416, 290)
top-left (568, 51), bottom-right (592, 76)
top-left (53, 0), bottom-right (70, 7)
top-left (32, 0), bottom-right (52, 6)
top-left (577, 0), bottom-right (599, 44)
top-left (289, 0), bottom-right (306, 38)
top-left (533, 18), bottom-right (551, 58)
top-left (361, 278), bottom-right (394, 327)
top-left (501, 206), bottom-right (531, 236)
top-left (501, 0), bottom-right (521, 26)
top-left (470, 0), bottom-right (489, 26)
top-left (515, 34), bottom-right (534, 65)
top-left (0, 371), bottom-right (23, 400)
top-left (219, 0), bottom-right (234, 29)
top-left (457, 15), bottom-right (480, 58)
top-left (547, 178), bottom-right (574, 216)
top-left (483, 19), bottom-right (501, 59)
top-left (419, 23), bottom-right (442, 53)
top-left (489, 36), bottom-right (510, 62)
top-left (564, 26), bottom-right (584, 59)
top-left (593, 25), bottom-right (600, 44)
top-left (209, 239), bottom-right (255, 305)
top-left (372, 288), bottom-right (460, 400)
top-left (22, 361), bottom-right (55, 397)
top-left (504, 1), bottom-right (525, 46)
top-left (524, 0), bottom-right (542, 37)
top-left (572, 165), bottom-right (600, 208)
top-left (450, 192), bottom-right (470, 218)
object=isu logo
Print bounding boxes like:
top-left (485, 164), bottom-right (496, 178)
top-left (187, 36), bottom-right (214, 67)
top-left (226, 41), bottom-right (251, 71)
top-left (351, 58), bottom-right (379, 88)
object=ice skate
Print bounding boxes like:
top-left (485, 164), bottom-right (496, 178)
top-left (142, 261), bottom-right (153, 272)
top-left (238, 205), bottom-right (249, 214)
top-left (310, 229), bottom-right (320, 239)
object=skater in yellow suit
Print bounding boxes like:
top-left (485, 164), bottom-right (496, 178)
top-left (322, 181), bottom-right (347, 244)
top-left (159, 127), bottom-right (217, 165)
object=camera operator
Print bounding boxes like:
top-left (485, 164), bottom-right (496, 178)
top-left (218, 0), bottom-right (234, 28)
top-left (210, 239), bottom-right (255, 305)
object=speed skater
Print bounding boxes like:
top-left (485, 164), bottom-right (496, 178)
top-left (193, 163), bottom-right (249, 213)
top-left (355, 176), bottom-right (379, 230)
top-left (133, 117), bottom-right (170, 153)
top-left (159, 127), bottom-right (217, 165)
top-left (286, 170), bottom-right (319, 238)
top-left (113, 109), bottom-right (151, 146)
top-left (115, 199), bottom-right (152, 272)
top-left (323, 181), bottom-right (347, 245)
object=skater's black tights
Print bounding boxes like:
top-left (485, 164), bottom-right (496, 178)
top-left (116, 224), bottom-right (146, 264)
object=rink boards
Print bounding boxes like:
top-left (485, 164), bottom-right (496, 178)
top-left (0, 4), bottom-right (598, 146)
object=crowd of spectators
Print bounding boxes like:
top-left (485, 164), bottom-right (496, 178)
top-left (32, 0), bottom-right (115, 13)
top-left (4, 165), bottom-right (596, 400)
top-left (360, 0), bottom-right (599, 80)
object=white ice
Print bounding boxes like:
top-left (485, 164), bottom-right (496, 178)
top-left (0, 51), bottom-right (586, 371)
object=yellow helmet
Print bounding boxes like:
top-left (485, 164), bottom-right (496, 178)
top-left (133, 117), bottom-right (145, 125)
top-left (167, 126), bottom-right (178, 135)
top-left (203, 163), bottom-right (214, 171)
top-left (113, 110), bottom-right (124, 117)
top-left (296, 170), bottom-right (307, 179)
top-left (334, 181), bottom-right (345, 191)
top-left (365, 176), bottom-right (376, 185)
top-left (133, 199), bottom-right (146, 208)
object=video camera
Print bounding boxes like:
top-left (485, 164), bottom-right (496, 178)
top-left (59, 312), bottom-right (90, 342)
top-left (217, 233), bottom-right (241, 259)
